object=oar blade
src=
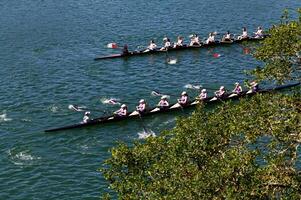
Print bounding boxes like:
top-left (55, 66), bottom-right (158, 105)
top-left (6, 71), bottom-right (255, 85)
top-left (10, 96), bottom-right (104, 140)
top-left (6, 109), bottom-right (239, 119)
top-left (107, 43), bottom-right (118, 49)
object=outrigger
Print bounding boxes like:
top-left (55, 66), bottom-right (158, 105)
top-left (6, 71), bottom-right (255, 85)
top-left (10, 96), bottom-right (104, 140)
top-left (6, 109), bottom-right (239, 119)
top-left (94, 35), bottom-right (268, 60)
top-left (44, 82), bottom-right (300, 132)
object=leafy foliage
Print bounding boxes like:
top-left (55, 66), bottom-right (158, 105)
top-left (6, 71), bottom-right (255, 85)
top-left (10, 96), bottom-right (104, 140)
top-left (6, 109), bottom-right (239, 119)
top-left (101, 93), bottom-right (301, 199)
top-left (101, 8), bottom-right (301, 200)
top-left (251, 8), bottom-right (301, 83)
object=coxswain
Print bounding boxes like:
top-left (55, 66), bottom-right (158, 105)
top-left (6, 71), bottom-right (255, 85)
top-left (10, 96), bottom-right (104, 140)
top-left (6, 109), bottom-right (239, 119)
top-left (206, 32), bottom-right (215, 44)
top-left (238, 27), bottom-right (248, 40)
top-left (177, 91), bottom-right (189, 106)
top-left (174, 36), bottom-right (184, 48)
top-left (136, 99), bottom-right (147, 113)
top-left (254, 26), bottom-right (263, 38)
top-left (122, 44), bottom-right (129, 55)
top-left (114, 104), bottom-right (128, 117)
top-left (157, 96), bottom-right (169, 109)
top-left (232, 82), bottom-right (243, 94)
top-left (250, 81), bottom-right (259, 92)
top-left (215, 86), bottom-right (226, 98)
top-left (144, 40), bottom-right (157, 52)
top-left (82, 111), bottom-right (91, 123)
top-left (189, 34), bottom-right (201, 46)
top-left (198, 89), bottom-right (207, 100)
top-left (222, 31), bottom-right (232, 42)
top-left (160, 37), bottom-right (171, 50)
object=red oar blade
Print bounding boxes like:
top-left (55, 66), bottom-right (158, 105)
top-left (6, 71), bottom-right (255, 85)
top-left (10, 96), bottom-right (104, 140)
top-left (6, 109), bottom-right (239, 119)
top-left (107, 43), bottom-right (118, 49)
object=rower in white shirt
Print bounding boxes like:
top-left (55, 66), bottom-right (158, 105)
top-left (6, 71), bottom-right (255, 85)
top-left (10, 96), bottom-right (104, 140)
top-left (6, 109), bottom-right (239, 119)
top-left (254, 26), bottom-right (263, 38)
top-left (222, 31), bottom-right (232, 42)
top-left (189, 34), bottom-right (201, 46)
top-left (206, 32), bottom-right (215, 44)
top-left (177, 91), bottom-right (189, 106)
top-left (197, 89), bottom-right (207, 100)
top-left (160, 37), bottom-right (172, 50)
top-left (114, 104), bottom-right (128, 117)
top-left (174, 36), bottom-right (184, 48)
top-left (144, 40), bottom-right (157, 52)
top-left (238, 27), bottom-right (248, 40)
top-left (157, 96), bottom-right (169, 109)
top-left (82, 111), bottom-right (91, 123)
top-left (136, 99), bottom-right (147, 113)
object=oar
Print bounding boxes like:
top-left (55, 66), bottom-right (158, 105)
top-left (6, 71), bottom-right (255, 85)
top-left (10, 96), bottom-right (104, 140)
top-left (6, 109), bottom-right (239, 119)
top-left (138, 113), bottom-right (148, 133)
top-left (186, 84), bottom-right (219, 91)
top-left (107, 43), bottom-right (119, 49)
top-left (151, 90), bottom-right (178, 98)
top-left (68, 105), bottom-right (109, 114)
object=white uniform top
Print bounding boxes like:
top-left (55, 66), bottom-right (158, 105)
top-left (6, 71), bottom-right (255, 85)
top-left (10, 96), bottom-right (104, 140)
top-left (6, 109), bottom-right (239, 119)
top-left (83, 115), bottom-right (90, 123)
top-left (242, 30), bottom-right (248, 37)
top-left (206, 35), bottom-right (215, 44)
top-left (164, 41), bottom-right (171, 48)
top-left (215, 89), bottom-right (225, 97)
top-left (148, 43), bottom-right (157, 50)
top-left (116, 108), bottom-right (127, 116)
top-left (158, 99), bottom-right (169, 107)
top-left (137, 103), bottom-right (146, 112)
top-left (225, 33), bottom-right (231, 39)
top-left (190, 37), bottom-right (200, 45)
top-left (176, 39), bottom-right (183, 46)
top-left (178, 95), bottom-right (188, 104)
top-left (199, 92), bottom-right (207, 99)
top-left (255, 29), bottom-right (263, 37)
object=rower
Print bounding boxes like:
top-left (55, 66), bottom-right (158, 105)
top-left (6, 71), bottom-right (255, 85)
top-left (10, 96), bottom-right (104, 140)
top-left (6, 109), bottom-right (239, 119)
top-left (222, 31), bottom-right (232, 42)
top-left (160, 37), bottom-right (171, 50)
top-left (215, 86), bottom-right (226, 98)
top-left (237, 27), bottom-right (248, 40)
top-left (122, 44), bottom-right (129, 55)
top-left (174, 36), bottom-right (184, 48)
top-left (114, 104), bottom-right (128, 117)
top-left (254, 26), bottom-right (263, 38)
top-left (136, 99), bottom-right (147, 113)
top-left (189, 34), bottom-right (201, 46)
top-left (177, 91), bottom-right (189, 106)
top-left (232, 82), bottom-right (243, 94)
top-left (198, 89), bottom-right (207, 100)
top-left (249, 80), bottom-right (259, 92)
top-left (82, 111), bottom-right (91, 123)
top-left (144, 40), bottom-right (157, 52)
top-left (206, 32), bottom-right (215, 44)
top-left (157, 96), bottom-right (169, 109)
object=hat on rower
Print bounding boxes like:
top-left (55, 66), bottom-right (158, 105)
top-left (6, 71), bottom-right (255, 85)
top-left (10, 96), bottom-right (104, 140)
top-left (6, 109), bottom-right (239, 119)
top-left (161, 95), bottom-right (168, 100)
top-left (181, 91), bottom-right (187, 95)
top-left (220, 86), bottom-right (225, 90)
top-left (121, 104), bottom-right (127, 108)
top-left (201, 89), bottom-right (206, 92)
top-left (235, 82), bottom-right (239, 85)
top-left (163, 37), bottom-right (168, 41)
top-left (139, 99), bottom-right (145, 103)
top-left (85, 111), bottom-right (90, 115)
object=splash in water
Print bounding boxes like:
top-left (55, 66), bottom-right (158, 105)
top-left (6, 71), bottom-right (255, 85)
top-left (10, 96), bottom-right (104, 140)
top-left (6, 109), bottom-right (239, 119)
top-left (100, 97), bottom-right (121, 105)
top-left (0, 113), bottom-right (12, 122)
top-left (7, 148), bottom-right (41, 166)
top-left (184, 84), bottom-right (202, 90)
top-left (138, 130), bottom-right (156, 139)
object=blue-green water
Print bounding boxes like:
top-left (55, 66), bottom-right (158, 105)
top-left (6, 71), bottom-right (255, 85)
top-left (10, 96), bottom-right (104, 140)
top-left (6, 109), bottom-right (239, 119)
top-left (1, 0), bottom-right (300, 199)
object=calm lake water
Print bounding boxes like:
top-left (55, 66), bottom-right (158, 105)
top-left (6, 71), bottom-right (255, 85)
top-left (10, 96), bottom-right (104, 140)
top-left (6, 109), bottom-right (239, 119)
top-left (1, 0), bottom-right (300, 199)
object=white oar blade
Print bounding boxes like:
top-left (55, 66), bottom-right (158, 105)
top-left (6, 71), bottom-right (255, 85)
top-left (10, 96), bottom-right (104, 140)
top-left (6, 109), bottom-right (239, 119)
top-left (167, 58), bottom-right (177, 64)
top-left (107, 43), bottom-right (118, 49)
top-left (184, 84), bottom-right (203, 90)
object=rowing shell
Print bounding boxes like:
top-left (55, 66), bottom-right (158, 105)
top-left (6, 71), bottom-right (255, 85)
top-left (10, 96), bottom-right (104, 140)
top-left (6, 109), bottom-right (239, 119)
top-left (94, 36), bottom-right (268, 60)
top-left (44, 82), bottom-right (300, 132)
